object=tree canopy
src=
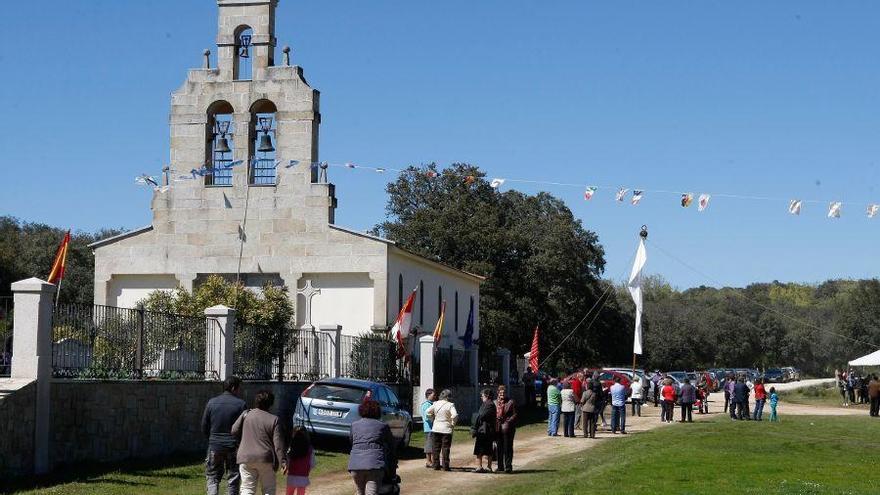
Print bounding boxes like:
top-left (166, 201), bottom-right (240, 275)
top-left (376, 164), bottom-right (628, 370)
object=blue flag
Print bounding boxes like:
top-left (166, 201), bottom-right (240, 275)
top-left (460, 297), bottom-right (475, 349)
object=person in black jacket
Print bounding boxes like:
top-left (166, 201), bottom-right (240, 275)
top-left (679, 379), bottom-right (696, 422)
top-left (202, 376), bottom-right (247, 495)
top-left (733, 377), bottom-right (750, 421)
top-left (472, 388), bottom-right (497, 473)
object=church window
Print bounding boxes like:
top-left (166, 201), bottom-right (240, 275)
top-left (398, 274), bottom-right (403, 313)
top-left (419, 280), bottom-right (424, 326)
top-left (234, 26), bottom-right (253, 81)
top-left (249, 99), bottom-right (277, 185)
top-left (206, 101), bottom-right (234, 186)
top-left (454, 291), bottom-right (459, 333)
top-left (438, 285), bottom-right (443, 317)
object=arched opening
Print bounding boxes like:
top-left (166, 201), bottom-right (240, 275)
top-left (249, 99), bottom-right (277, 185)
top-left (206, 100), bottom-right (234, 186)
top-left (234, 26), bottom-right (253, 81)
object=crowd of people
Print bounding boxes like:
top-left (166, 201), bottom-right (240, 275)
top-left (836, 369), bottom-right (880, 416)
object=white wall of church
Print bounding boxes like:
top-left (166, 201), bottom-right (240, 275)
top-left (387, 249), bottom-right (481, 352)
top-left (107, 274), bottom-right (180, 309)
top-left (297, 273), bottom-right (374, 337)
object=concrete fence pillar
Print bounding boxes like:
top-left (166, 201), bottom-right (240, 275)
top-left (497, 348), bottom-right (511, 389)
top-left (419, 335), bottom-right (434, 391)
top-left (205, 305), bottom-right (236, 381)
top-left (318, 325), bottom-right (342, 378)
top-left (11, 277), bottom-right (56, 474)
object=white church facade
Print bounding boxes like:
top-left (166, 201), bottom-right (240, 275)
top-left (90, 0), bottom-right (482, 348)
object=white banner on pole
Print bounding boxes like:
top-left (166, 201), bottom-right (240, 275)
top-left (628, 238), bottom-right (647, 355)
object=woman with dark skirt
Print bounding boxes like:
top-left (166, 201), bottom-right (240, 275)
top-left (471, 388), bottom-right (497, 473)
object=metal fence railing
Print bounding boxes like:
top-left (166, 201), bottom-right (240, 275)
top-left (340, 334), bottom-right (411, 384)
top-left (52, 303), bottom-right (218, 380)
top-left (435, 346), bottom-right (474, 388)
top-left (234, 325), bottom-right (331, 381)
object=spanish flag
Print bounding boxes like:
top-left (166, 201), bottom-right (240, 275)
top-left (433, 301), bottom-right (446, 347)
top-left (47, 230), bottom-right (71, 285)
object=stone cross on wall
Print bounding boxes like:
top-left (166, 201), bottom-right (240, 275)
top-left (297, 280), bottom-right (321, 328)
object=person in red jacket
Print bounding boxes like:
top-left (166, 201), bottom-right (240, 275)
top-left (286, 426), bottom-right (315, 495)
top-left (753, 378), bottom-right (768, 421)
top-left (661, 379), bottom-right (677, 423)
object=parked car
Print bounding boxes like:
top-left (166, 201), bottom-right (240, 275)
top-left (566, 369), bottom-right (633, 391)
top-left (293, 378), bottom-right (413, 448)
top-left (763, 368), bottom-right (786, 383)
top-left (782, 366), bottom-right (801, 382)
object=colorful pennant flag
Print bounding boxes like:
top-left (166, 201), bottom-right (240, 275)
top-left (789, 200), bottom-right (802, 215)
top-left (681, 193), bottom-right (694, 208)
top-left (828, 202), bottom-right (842, 219)
top-left (615, 188), bottom-right (629, 202)
top-left (433, 301), bottom-right (446, 347)
top-left (47, 230), bottom-right (71, 285)
top-left (631, 190), bottom-right (644, 205)
top-left (868, 204), bottom-right (880, 219)
top-left (490, 178), bottom-right (506, 189)
top-left (375, 167), bottom-right (386, 173)
top-left (344, 162), bottom-right (357, 169)
top-left (698, 194), bottom-right (711, 212)
top-left (584, 186), bottom-right (597, 200)
top-left (528, 325), bottom-right (540, 373)
top-left (286, 160), bottom-right (300, 168)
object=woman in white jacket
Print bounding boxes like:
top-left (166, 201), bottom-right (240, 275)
top-left (425, 389), bottom-right (458, 471)
top-left (630, 375), bottom-right (645, 417)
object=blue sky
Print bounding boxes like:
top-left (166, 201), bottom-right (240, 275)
top-left (2, 1), bottom-right (879, 289)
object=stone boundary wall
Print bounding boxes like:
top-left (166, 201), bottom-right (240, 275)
top-left (0, 381), bottom-right (36, 477)
top-left (49, 380), bottom-right (310, 469)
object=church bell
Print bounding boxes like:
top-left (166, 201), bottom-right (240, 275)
top-left (257, 134), bottom-right (275, 153)
top-left (214, 136), bottom-right (231, 154)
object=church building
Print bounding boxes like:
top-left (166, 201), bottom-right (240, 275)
top-left (90, 0), bottom-right (482, 348)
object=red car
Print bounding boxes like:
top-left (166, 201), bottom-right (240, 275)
top-left (565, 368), bottom-right (632, 391)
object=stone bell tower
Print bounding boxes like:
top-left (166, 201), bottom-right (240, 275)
top-left (216, 0), bottom-right (278, 81)
top-left (143, 0), bottom-right (336, 288)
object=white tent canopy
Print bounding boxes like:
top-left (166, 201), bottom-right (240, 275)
top-left (848, 349), bottom-right (880, 366)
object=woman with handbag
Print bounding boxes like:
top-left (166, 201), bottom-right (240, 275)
top-left (471, 388), bottom-right (497, 473)
top-left (231, 390), bottom-right (286, 495)
top-left (579, 379), bottom-right (597, 438)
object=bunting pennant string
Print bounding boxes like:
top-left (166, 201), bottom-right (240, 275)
top-left (698, 194), bottom-right (711, 212)
top-left (681, 193), bottom-right (694, 208)
top-left (146, 158), bottom-right (879, 220)
top-left (584, 186), bottom-right (597, 200)
top-left (631, 190), bottom-right (644, 206)
top-left (828, 202), bottom-right (842, 219)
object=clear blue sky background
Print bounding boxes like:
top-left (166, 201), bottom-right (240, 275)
top-left (2, 1), bottom-right (879, 289)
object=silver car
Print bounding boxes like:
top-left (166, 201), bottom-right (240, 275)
top-left (294, 378), bottom-right (413, 448)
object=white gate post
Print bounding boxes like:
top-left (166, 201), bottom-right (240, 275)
top-left (319, 325), bottom-right (342, 378)
top-left (419, 335), bottom-right (434, 391)
top-left (205, 305), bottom-right (236, 381)
top-left (11, 277), bottom-right (56, 474)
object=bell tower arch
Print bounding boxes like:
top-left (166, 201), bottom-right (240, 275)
top-left (217, 0), bottom-right (278, 81)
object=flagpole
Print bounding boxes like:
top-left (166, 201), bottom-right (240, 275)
top-left (631, 226), bottom-right (648, 379)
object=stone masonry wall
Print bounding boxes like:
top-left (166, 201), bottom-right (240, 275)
top-left (0, 381), bottom-right (36, 476)
top-left (49, 380), bottom-right (308, 469)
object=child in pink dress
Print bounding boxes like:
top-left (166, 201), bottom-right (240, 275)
top-left (286, 427), bottom-right (316, 495)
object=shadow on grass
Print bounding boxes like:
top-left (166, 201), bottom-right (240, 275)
top-left (1, 452), bottom-right (204, 495)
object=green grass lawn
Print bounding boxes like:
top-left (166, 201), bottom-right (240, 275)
top-left (470, 414), bottom-right (880, 495)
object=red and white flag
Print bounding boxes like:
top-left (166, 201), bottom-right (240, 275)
top-left (392, 287), bottom-right (418, 358)
top-left (528, 326), bottom-right (540, 373)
